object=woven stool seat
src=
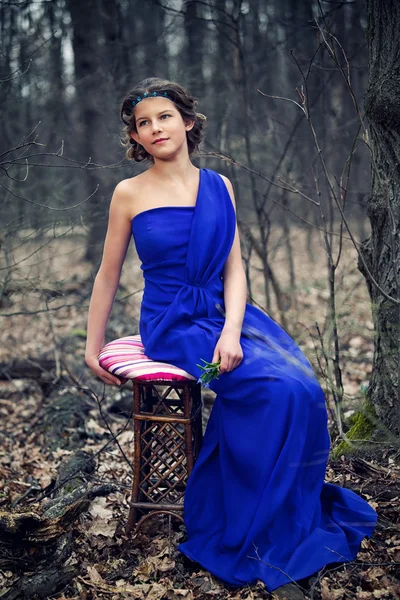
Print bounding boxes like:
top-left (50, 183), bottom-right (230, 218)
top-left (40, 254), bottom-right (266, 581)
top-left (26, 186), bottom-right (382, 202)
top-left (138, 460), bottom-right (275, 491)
top-left (97, 334), bottom-right (203, 534)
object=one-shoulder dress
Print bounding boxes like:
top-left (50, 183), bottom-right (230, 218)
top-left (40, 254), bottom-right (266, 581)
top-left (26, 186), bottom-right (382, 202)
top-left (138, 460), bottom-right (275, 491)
top-left (131, 167), bottom-right (378, 592)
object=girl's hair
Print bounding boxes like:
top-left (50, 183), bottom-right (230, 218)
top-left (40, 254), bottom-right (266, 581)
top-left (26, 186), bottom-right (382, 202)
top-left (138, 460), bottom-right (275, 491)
top-left (120, 77), bottom-right (207, 163)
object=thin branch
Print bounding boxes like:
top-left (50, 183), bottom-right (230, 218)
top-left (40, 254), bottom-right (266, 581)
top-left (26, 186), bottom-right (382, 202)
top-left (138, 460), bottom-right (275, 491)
top-left (0, 181), bottom-right (99, 210)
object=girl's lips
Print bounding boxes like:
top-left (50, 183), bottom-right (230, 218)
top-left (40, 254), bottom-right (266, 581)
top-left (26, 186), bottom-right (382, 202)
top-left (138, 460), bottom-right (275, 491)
top-left (154, 139), bottom-right (168, 144)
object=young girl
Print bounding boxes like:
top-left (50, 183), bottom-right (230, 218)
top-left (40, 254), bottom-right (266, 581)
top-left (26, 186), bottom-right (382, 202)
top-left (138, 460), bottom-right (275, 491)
top-left (85, 77), bottom-right (377, 592)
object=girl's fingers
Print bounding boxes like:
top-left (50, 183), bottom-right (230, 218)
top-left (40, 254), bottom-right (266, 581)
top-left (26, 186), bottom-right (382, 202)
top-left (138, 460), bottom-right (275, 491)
top-left (98, 369), bottom-right (121, 386)
top-left (226, 355), bottom-right (235, 372)
top-left (226, 355), bottom-right (242, 372)
top-left (102, 377), bottom-right (120, 386)
top-left (87, 358), bottom-right (122, 386)
top-left (102, 369), bottom-right (121, 385)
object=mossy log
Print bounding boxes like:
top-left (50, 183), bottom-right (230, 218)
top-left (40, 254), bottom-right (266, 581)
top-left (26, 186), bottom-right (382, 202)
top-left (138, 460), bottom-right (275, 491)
top-left (0, 483), bottom-right (116, 546)
top-left (331, 398), bottom-right (377, 459)
top-left (0, 448), bottom-right (117, 598)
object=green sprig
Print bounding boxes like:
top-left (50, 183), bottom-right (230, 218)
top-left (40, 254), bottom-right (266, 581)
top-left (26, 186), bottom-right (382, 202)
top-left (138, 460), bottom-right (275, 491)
top-left (196, 358), bottom-right (221, 388)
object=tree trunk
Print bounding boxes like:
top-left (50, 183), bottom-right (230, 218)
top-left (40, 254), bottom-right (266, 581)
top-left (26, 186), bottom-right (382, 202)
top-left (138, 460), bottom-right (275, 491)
top-left (65, 0), bottom-right (106, 264)
top-left (184, 0), bottom-right (206, 97)
top-left (360, 0), bottom-right (400, 437)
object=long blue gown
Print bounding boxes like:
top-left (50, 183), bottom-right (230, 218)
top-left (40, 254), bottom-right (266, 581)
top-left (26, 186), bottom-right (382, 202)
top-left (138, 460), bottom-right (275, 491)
top-left (131, 167), bottom-right (378, 592)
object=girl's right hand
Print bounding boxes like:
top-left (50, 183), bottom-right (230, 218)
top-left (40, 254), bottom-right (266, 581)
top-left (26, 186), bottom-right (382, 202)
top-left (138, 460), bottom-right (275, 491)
top-left (85, 354), bottom-right (123, 387)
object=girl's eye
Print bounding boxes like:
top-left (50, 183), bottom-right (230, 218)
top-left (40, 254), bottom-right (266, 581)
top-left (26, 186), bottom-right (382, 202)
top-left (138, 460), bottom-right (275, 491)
top-left (138, 114), bottom-right (171, 127)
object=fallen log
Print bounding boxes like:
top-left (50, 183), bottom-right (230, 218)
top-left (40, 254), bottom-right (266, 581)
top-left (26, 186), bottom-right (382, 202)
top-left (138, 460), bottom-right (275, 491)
top-left (0, 484), bottom-right (116, 545)
top-left (0, 566), bottom-right (78, 600)
top-left (0, 358), bottom-right (56, 380)
top-left (0, 447), bottom-right (117, 598)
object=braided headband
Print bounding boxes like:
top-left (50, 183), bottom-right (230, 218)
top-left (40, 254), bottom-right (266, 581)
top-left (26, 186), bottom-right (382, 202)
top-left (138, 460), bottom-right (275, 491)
top-left (132, 90), bottom-right (173, 107)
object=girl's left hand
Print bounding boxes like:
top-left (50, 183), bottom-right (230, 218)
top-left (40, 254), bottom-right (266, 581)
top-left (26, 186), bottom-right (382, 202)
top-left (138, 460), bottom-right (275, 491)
top-left (212, 330), bottom-right (243, 374)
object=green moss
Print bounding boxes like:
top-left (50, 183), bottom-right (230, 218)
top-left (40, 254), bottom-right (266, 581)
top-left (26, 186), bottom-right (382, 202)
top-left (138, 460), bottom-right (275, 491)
top-left (331, 398), bottom-right (377, 459)
top-left (70, 328), bottom-right (87, 338)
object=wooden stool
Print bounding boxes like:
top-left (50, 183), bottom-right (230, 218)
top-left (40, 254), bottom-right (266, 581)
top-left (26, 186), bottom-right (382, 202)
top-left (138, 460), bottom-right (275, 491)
top-left (98, 335), bottom-right (203, 533)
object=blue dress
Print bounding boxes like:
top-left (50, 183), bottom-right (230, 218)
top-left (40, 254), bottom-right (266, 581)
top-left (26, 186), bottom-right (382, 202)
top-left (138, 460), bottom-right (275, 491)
top-left (131, 167), bottom-right (378, 592)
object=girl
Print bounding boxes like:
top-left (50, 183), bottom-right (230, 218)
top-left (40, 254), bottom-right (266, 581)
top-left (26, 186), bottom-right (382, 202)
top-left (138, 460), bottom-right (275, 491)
top-left (85, 77), bottom-right (377, 592)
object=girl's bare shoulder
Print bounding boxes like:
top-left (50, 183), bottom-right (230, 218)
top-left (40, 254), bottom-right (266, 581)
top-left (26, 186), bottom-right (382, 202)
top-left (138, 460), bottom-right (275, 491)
top-left (114, 171), bottom-right (151, 197)
top-left (215, 172), bottom-right (236, 209)
top-left (111, 172), bottom-right (153, 219)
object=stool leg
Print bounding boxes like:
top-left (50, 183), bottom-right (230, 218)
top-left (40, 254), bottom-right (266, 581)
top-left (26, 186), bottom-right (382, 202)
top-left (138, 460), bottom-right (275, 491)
top-left (127, 383), bottom-right (142, 533)
top-left (140, 386), bottom-right (154, 500)
top-left (183, 384), bottom-right (195, 473)
top-left (193, 384), bottom-right (203, 461)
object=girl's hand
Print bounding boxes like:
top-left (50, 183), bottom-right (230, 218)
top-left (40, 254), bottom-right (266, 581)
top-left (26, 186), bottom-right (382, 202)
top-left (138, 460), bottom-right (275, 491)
top-left (85, 354), bottom-right (123, 387)
top-left (211, 330), bottom-right (243, 374)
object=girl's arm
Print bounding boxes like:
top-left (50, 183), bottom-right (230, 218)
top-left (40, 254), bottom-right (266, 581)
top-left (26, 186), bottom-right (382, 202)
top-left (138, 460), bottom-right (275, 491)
top-left (211, 175), bottom-right (247, 373)
top-left (85, 180), bottom-right (134, 386)
top-left (221, 175), bottom-right (247, 337)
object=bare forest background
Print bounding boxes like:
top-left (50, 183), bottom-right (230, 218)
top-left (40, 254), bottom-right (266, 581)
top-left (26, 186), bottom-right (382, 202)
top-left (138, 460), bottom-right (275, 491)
top-left (1, 0), bottom-right (373, 396)
top-left (2, 0), bottom-right (370, 255)
top-left (0, 1), bottom-right (399, 599)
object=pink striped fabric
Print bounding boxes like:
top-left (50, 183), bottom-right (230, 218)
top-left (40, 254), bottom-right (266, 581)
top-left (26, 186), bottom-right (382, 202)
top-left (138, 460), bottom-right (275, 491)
top-left (97, 334), bottom-right (196, 382)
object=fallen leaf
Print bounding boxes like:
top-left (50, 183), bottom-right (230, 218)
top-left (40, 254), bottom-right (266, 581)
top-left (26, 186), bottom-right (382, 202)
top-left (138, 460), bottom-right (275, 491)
top-left (132, 555), bottom-right (175, 581)
top-left (86, 565), bottom-right (104, 584)
top-left (88, 518), bottom-right (117, 538)
top-left (321, 578), bottom-right (335, 600)
top-left (89, 496), bottom-right (113, 520)
top-left (146, 582), bottom-right (168, 600)
top-left (365, 567), bottom-right (386, 581)
top-left (372, 590), bottom-right (390, 598)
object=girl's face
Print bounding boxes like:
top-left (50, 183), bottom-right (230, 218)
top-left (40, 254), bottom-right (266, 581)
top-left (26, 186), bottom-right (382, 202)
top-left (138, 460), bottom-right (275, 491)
top-left (130, 97), bottom-right (194, 158)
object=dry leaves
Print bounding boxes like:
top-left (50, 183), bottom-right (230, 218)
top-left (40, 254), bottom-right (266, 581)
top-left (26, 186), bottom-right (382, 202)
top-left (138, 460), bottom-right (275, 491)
top-left (0, 227), bottom-right (399, 598)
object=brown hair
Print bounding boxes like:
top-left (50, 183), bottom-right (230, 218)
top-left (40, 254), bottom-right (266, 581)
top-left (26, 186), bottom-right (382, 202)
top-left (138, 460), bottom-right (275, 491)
top-left (120, 77), bottom-right (207, 163)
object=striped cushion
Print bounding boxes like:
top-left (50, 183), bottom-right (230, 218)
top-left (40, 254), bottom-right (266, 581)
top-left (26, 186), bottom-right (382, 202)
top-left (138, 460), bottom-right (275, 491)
top-left (97, 335), bottom-right (196, 382)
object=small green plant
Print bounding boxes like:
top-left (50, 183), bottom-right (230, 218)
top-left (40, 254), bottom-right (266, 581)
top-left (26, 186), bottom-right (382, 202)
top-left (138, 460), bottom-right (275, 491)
top-left (196, 358), bottom-right (221, 388)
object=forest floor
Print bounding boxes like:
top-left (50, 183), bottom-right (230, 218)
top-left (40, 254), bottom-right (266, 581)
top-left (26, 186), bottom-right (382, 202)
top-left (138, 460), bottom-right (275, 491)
top-left (0, 223), bottom-right (399, 599)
